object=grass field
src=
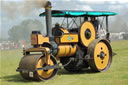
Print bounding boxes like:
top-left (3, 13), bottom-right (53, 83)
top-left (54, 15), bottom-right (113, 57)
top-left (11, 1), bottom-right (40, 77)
top-left (0, 40), bottom-right (128, 85)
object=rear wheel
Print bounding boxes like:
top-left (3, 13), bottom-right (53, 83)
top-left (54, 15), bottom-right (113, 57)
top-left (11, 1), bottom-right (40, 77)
top-left (87, 39), bottom-right (112, 72)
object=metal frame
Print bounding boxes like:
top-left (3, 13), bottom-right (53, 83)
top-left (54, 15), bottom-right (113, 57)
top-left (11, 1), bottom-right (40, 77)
top-left (59, 16), bottom-right (110, 40)
top-left (61, 17), bottom-right (81, 29)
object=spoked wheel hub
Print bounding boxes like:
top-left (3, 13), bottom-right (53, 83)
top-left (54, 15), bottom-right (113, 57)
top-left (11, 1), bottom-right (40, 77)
top-left (87, 39), bottom-right (112, 72)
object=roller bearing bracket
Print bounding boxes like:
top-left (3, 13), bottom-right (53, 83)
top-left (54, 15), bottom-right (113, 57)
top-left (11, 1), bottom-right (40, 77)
top-left (36, 64), bottom-right (60, 71)
top-left (16, 64), bottom-right (60, 72)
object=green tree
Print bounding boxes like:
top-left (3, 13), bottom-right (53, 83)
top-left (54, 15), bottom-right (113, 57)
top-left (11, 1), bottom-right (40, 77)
top-left (8, 19), bottom-right (45, 41)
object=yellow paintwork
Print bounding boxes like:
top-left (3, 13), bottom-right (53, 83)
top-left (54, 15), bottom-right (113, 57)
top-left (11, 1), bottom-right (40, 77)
top-left (80, 21), bottom-right (96, 47)
top-left (31, 34), bottom-right (49, 45)
top-left (60, 28), bottom-right (69, 33)
top-left (55, 28), bottom-right (78, 44)
top-left (94, 41), bottom-right (109, 70)
top-left (56, 34), bottom-right (78, 44)
top-left (46, 54), bottom-right (51, 65)
top-left (55, 28), bottom-right (69, 44)
top-left (30, 27), bottom-right (76, 62)
top-left (56, 45), bottom-right (77, 58)
top-left (36, 57), bottom-right (54, 79)
top-left (38, 35), bottom-right (49, 44)
top-left (60, 33), bottom-right (78, 43)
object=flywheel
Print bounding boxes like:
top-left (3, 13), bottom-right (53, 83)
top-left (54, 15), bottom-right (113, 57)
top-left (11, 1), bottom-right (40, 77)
top-left (79, 21), bottom-right (96, 47)
top-left (18, 54), bottom-right (58, 81)
top-left (87, 39), bottom-right (112, 72)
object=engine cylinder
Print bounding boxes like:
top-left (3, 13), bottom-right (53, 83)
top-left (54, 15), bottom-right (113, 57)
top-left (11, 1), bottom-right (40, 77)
top-left (56, 45), bottom-right (77, 57)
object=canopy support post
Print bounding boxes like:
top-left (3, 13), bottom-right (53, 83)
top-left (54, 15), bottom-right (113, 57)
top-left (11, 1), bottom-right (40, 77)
top-left (106, 16), bottom-right (108, 33)
top-left (106, 16), bottom-right (110, 41)
top-left (67, 17), bottom-right (69, 29)
top-left (80, 17), bottom-right (82, 24)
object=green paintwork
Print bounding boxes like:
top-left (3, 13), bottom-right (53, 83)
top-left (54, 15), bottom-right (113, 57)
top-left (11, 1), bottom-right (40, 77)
top-left (40, 10), bottom-right (117, 17)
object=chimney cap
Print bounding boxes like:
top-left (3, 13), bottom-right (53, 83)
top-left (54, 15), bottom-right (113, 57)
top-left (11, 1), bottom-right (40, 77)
top-left (45, 1), bottom-right (52, 8)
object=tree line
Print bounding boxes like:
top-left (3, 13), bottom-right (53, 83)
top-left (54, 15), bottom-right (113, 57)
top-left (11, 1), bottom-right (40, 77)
top-left (8, 19), bottom-right (45, 42)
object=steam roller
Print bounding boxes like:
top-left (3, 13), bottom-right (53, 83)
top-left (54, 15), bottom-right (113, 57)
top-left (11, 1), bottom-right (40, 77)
top-left (16, 1), bottom-right (117, 81)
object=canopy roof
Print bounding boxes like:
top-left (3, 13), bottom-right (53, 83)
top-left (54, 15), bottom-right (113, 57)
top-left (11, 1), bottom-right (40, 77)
top-left (39, 10), bottom-right (117, 17)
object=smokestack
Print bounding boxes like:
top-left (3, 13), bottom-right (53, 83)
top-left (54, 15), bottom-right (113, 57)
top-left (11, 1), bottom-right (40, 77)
top-left (44, 1), bottom-right (52, 37)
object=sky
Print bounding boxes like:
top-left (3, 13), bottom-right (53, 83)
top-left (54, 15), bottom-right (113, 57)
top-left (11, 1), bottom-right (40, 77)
top-left (0, 0), bottom-right (128, 39)
top-left (1, 0), bottom-right (128, 2)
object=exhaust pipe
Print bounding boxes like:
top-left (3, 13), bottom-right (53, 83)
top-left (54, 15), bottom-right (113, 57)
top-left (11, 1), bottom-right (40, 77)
top-left (45, 1), bottom-right (52, 37)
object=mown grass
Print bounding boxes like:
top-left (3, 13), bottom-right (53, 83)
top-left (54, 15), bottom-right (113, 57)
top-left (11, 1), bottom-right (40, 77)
top-left (0, 40), bottom-right (128, 85)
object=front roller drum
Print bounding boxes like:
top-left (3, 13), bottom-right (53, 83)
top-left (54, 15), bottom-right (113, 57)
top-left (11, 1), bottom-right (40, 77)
top-left (87, 39), bottom-right (112, 72)
top-left (18, 54), bottom-right (58, 81)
